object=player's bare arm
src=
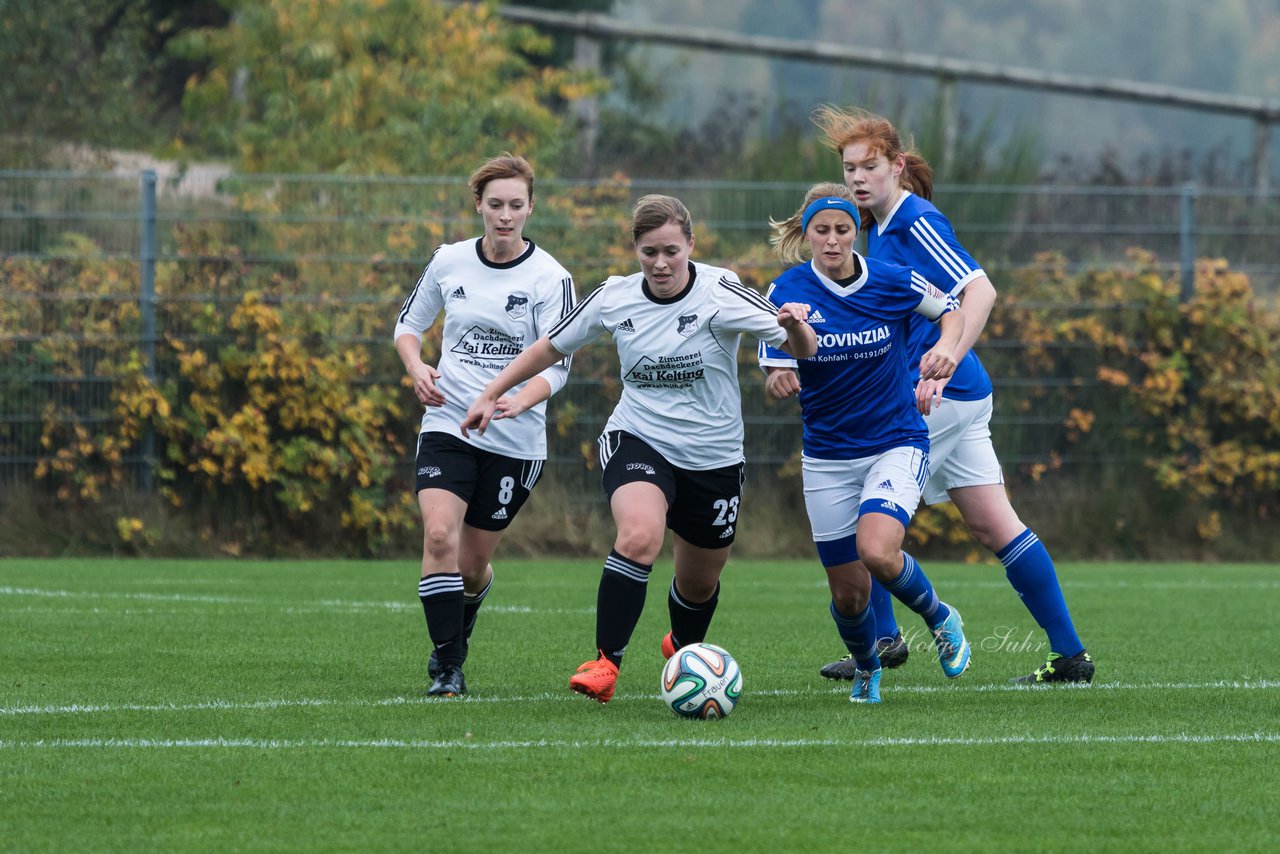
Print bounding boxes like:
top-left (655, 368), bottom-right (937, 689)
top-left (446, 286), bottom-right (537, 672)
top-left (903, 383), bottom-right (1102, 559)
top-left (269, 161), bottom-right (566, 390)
top-left (777, 302), bottom-right (817, 359)
top-left (395, 332), bottom-right (446, 407)
top-left (462, 337), bottom-right (566, 436)
top-left (493, 376), bottom-right (553, 422)
top-left (919, 308), bottom-right (964, 380)
top-left (764, 366), bottom-right (801, 400)
top-left (952, 275), bottom-right (996, 364)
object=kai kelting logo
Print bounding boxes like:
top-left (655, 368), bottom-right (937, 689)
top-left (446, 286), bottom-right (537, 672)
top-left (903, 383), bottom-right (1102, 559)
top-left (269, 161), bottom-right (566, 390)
top-left (505, 294), bottom-right (529, 319)
top-left (451, 325), bottom-right (524, 363)
top-left (677, 313), bottom-right (699, 338)
top-left (624, 353), bottom-right (705, 389)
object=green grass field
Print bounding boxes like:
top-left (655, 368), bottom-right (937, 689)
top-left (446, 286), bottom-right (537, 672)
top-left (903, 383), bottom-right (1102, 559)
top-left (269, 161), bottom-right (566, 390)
top-left (2, 557), bottom-right (1276, 852)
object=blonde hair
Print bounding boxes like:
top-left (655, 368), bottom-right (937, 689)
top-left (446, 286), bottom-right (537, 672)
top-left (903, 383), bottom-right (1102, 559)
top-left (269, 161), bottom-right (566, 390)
top-left (469, 153), bottom-right (535, 202)
top-left (630, 194), bottom-right (693, 244)
top-left (812, 104), bottom-right (933, 228)
top-left (769, 182), bottom-right (856, 265)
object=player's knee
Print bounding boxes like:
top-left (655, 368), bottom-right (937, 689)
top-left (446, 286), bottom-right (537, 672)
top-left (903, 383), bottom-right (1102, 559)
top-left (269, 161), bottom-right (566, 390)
top-left (831, 587), bottom-right (869, 616)
top-left (613, 525), bottom-right (663, 564)
top-left (965, 511), bottom-right (1024, 552)
top-left (859, 543), bottom-right (900, 580)
top-left (422, 523), bottom-right (459, 562)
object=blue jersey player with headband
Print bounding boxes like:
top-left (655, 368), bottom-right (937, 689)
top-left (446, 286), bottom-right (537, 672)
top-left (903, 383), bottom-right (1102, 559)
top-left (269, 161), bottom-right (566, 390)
top-left (759, 182), bottom-right (972, 704)
top-left (809, 105), bottom-right (1093, 686)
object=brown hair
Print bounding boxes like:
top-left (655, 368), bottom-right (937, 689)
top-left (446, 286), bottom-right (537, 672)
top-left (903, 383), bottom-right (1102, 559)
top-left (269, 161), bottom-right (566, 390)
top-left (630, 194), bottom-right (693, 244)
top-left (469, 153), bottom-right (535, 202)
top-left (811, 104), bottom-right (933, 228)
top-left (769, 182), bottom-right (857, 265)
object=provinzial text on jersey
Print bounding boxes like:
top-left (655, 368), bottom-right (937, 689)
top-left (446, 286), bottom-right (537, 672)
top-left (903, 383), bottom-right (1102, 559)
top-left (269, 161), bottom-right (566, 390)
top-left (815, 325), bottom-right (890, 349)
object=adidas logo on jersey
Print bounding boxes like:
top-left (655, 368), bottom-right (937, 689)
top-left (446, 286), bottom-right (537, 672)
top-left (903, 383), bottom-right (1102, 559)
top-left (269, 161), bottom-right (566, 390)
top-left (808, 310), bottom-right (826, 324)
top-left (719, 525), bottom-right (735, 539)
top-left (616, 318), bottom-right (636, 333)
top-left (491, 506), bottom-right (508, 520)
top-left (876, 479), bottom-right (894, 490)
top-left (448, 287), bottom-right (467, 300)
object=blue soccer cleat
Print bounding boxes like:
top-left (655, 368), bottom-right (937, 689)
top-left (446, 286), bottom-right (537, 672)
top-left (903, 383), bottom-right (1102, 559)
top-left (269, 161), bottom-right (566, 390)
top-left (849, 667), bottom-right (882, 704)
top-left (931, 604), bottom-right (971, 678)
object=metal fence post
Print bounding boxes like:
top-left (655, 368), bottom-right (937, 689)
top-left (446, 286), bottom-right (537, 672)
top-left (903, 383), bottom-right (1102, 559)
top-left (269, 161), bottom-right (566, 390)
top-left (140, 170), bottom-right (157, 493)
top-left (1179, 182), bottom-right (1196, 303)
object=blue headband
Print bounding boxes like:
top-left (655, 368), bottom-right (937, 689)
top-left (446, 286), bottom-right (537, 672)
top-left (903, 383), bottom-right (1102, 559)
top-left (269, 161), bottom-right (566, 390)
top-left (800, 196), bottom-right (860, 233)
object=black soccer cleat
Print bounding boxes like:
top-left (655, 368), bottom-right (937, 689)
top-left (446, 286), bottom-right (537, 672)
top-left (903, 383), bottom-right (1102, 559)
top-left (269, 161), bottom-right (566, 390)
top-left (428, 665), bottom-right (467, 697)
top-left (819, 631), bottom-right (910, 680)
top-left (877, 632), bottom-right (910, 670)
top-left (1012, 650), bottom-right (1095, 685)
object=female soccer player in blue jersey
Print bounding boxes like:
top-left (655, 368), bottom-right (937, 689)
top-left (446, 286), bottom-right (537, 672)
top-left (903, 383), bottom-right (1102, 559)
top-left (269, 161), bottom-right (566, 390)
top-left (760, 182), bottom-right (972, 704)
top-left (810, 106), bottom-right (1093, 685)
top-left (463, 195), bottom-right (817, 704)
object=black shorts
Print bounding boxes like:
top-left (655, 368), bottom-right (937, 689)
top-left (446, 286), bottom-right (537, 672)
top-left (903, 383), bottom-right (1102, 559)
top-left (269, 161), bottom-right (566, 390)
top-left (598, 431), bottom-right (744, 549)
top-left (415, 432), bottom-right (544, 531)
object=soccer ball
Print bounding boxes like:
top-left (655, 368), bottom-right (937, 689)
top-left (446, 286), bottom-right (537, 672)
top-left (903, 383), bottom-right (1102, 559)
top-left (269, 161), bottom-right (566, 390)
top-left (659, 642), bottom-right (743, 719)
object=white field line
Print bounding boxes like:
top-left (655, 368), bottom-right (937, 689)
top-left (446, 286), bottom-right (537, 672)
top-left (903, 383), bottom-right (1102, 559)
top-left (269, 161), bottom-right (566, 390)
top-left (1, 733), bottom-right (1276, 751)
top-left (0, 586), bottom-right (591, 616)
top-left (3, 680), bottom-right (1277, 718)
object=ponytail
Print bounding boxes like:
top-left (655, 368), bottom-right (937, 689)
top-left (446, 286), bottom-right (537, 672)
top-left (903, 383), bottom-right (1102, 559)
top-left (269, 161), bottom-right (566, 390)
top-left (901, 153), bottom-right (933, 201)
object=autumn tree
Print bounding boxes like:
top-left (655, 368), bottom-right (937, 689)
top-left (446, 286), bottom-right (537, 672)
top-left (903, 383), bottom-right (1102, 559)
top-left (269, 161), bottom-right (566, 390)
top-left (171, 0), bottom-right (602, 175)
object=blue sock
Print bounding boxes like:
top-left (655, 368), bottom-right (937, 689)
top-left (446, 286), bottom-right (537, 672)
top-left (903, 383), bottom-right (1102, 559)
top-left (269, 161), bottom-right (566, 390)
top-left (868, 578), bottom-right (899, 642)
top-left (829, 600), bottom-right (881, 671)
top-left (997, 529), bottom-right (1084, 657)
top-left (883, 552), bottom-right (949, 630)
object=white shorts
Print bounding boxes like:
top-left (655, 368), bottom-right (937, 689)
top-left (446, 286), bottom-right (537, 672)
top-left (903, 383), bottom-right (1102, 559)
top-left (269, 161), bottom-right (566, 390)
top-left (802, 446), bottom-right (928, 542)
top-left (921, 394), bottom-right (1004, 505)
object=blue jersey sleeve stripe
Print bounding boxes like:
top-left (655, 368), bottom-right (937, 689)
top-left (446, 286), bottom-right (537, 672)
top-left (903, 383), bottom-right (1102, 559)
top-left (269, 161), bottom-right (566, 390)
top-left (397, 246), bottom-right (443, 323)
top-left (719, 276), bottom-right (779, 314)
top-left (911, 218), bottom-right (971, 276)
top-left (549, 282), bottom-right (605, 337)
top-left (910, 219), bottom-right (972, 284)
top-left (909, 271), bottom-right (933, 295)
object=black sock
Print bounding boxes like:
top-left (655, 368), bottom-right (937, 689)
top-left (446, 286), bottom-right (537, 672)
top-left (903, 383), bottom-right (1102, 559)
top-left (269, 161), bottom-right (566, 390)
top-left (462, 574), bottom-right (492, 640)
top-left (667, 579), bottom-right (719, 649)
top-left (419, 573), bottom-right (465, 668)
top-left (596, 550), bottom-right (651, 667)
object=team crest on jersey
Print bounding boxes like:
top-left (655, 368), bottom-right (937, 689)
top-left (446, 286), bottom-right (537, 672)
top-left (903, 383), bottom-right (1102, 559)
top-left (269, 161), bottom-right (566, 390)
top-left (505, 294), bottom-right (529, 319)
top-left (677, 313), bottom-right (699, 338)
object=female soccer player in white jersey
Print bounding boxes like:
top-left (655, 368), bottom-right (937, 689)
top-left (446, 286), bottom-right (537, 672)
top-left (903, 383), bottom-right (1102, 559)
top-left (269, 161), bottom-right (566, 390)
top-left (394, 154), bottom-right (576, 698)
top-left (462, 194), bottom-right (816, 703)
top-left (760, 183), bottom-right (971, 704)
top-left (810, 106), bottom-right (1093, 685)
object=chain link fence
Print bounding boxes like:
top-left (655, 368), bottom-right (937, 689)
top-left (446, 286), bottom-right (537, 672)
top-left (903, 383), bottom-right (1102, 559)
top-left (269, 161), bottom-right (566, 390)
top-left (2, 169), bottom-right (1278, 512)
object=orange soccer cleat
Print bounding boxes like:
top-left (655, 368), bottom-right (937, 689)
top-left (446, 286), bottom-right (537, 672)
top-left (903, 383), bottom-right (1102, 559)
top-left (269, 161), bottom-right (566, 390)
top-left (569, 652), bottom-right (620, 703)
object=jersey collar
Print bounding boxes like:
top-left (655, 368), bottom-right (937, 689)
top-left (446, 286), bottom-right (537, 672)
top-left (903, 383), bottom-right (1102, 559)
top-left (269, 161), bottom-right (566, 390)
top-left (475, 237), bottom-right (536, 269)
top-left (875, 191), bottom-right (913, 236)
top-left (808, 253), bottom-right (868, 295)
top-left (642, 261), bottom-right (697, 304)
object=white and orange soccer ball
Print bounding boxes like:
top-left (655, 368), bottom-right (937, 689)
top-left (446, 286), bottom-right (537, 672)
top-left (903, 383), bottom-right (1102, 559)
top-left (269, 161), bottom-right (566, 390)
top-left (659, 642), bottom-right (743, 719)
